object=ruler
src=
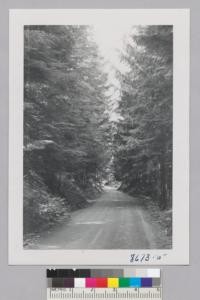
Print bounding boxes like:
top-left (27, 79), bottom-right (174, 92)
top-left (47, 287), bottom-right (162, 300)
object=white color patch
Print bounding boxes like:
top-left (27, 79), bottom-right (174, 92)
top-left (74, 278), bottom-right (85, 288)
top-left (147, 269), bottom-right (161, 278)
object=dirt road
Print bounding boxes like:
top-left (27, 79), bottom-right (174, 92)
top-left (35, 187), bottom-right (158, 249)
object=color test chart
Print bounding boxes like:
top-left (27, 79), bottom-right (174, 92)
top-left (47, 269), bottom-right (162, 299)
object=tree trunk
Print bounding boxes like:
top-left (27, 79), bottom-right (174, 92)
top-left (159, 153), bottom-right (167, 210)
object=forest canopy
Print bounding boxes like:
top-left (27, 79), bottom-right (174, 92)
top-left (24, 25), bottom-right (111, 233)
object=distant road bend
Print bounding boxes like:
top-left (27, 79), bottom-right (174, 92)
top-left (36, 186), bottom-right (157, 249)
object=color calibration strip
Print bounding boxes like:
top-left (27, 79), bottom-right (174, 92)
top-left (47, 268), bottom-right (160, 278)
top-left (47, 269), bottom-right (161, 299)
top-left (47, 268), bottom-right (161, 288)
top-left (48, 276), bottom-right (160, 288)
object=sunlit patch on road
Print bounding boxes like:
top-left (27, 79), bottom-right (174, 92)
top-left (87, 200), bottom-right (97, 203)
top-left (73, 221), bottom-right (107, 225)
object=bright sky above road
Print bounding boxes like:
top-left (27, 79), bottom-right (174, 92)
top-left (92, 24), bottom-right (133, 121)
top-left (92, 24), bottom-right (132, 69)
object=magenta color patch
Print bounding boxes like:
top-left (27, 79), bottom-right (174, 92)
top-left (86, 278), bottom-right (96, 288)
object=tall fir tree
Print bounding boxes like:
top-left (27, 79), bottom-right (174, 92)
top-left (113, 26), bottom-right (173, 209)
top-left (24, 25), bottom-right (110, 233)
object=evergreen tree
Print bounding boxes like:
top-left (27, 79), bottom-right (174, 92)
top-left (113, 26), bottom-right (173, 209)
top-left (24, 25), bottom-right (110, 233)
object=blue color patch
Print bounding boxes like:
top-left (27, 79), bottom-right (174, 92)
top-left (129, 277), bottom-right (141, 287)
top-left (141, 277), bottom-right (152, 287)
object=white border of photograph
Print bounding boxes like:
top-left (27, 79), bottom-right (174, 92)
top-left (9, 9), bottom-right (189, 265)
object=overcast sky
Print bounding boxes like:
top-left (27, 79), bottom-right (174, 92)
top-left (92, 24), bottom-right (133, 121)
top-left (93, 24), bottom-right (132, 67)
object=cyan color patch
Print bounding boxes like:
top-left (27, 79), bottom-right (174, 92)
top-left (129, 277), bottom-right (141, 287)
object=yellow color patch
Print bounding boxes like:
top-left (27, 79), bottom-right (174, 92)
top-left (108, 278), bottom-right (119, 288)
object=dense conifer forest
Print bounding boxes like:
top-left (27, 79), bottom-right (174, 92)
top-left (113, 26), bottom-right (173, 210)
top-left (23, 25), bottom-right (172, 240)
top-left (24, 25), bottom-right (111, 233)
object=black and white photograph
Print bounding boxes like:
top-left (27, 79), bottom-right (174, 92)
top-left (23, 24), bottom-right (173, 250)
top-left (9, 9), bottom-right (189, 265)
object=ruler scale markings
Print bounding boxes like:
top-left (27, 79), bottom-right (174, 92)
top-left (47, 288), bottom-right (162, 299)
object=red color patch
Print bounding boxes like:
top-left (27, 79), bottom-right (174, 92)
top-left (96, 278), bottom-right (108, 288)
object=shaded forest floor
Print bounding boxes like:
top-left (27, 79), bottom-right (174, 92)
top-left (23, 190), bottom-right (102, 249)
top-left (144, 201), bottom-right (172, 249)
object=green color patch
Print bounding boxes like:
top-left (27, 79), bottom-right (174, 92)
top-left (119, 278), bottom-right (130, 287)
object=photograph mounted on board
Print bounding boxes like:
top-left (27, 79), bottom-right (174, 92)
top-left (9, 9), bottom-right (189, 265)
